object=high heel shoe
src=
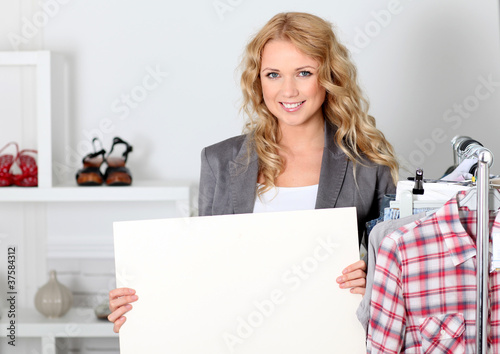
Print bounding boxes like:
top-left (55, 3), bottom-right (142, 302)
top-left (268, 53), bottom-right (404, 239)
top-left (12, 149), bottom-right (38, 187)
top-left (104, 137), bottom-right (133, 186)
top-left (0, 142), bottom-right (19, 187)
top-left (76, 138), bottom-right (106, 186)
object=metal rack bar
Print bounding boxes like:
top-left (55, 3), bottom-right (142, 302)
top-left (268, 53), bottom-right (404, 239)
top-left (476, 150), bottom-right (493, 354)
top-left (452, 137), bottom-right (494, 353)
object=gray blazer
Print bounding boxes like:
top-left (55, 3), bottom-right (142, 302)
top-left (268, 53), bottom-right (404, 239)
top-left (198, 122), bottom-right (396, 245)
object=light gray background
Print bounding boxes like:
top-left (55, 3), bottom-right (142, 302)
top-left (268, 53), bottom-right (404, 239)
top-left (2, 0), bottom-right (500, 183)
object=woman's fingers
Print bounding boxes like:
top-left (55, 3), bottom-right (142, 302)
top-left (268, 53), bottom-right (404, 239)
top-left (109, 288), bottom-right (135, 302)
top-left (109, 294), bottom-right (138, 312)
top-left (107, 287), bottom-right (138, 333)
top-left (109, 288), bottom-right (138, 312)
top-left (337, 268), bottom-right (366, 283)
top-left (108, 303), bottom-right (133, 323)
top-left (342, 259), bottom-right (367, 274)
top-left (337, 260), bottom-right (367, 292)
top-left (338, 275), bottom-right (366, 289)
top-left (350, 287), bottom-right (366, 296)
top-left (113, 316), bottom-right (127, 333)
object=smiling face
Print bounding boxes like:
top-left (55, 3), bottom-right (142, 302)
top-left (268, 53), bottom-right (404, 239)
top-left (260, 39), bottom-right (326, 130)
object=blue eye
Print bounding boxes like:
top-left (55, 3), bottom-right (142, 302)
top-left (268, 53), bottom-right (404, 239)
top-left (299, 71), bottom-right (312, 77)
top-left (266, 72), bottom-right (279, 79)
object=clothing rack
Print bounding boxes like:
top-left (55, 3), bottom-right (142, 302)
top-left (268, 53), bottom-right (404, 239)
top-left (393, 136), bottom-right (495, 352)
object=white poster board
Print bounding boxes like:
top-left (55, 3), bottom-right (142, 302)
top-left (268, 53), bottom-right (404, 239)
top-left (113, 208), bottom-right (366, 353)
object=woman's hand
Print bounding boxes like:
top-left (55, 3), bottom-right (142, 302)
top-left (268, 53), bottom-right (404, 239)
top-left (108, 287), bottom-right (139, 333)
top-left (336, 260), bottom-right (367, 295)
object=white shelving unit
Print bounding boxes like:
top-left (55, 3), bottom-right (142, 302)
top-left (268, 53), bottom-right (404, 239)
top-left (0, 51), bottom-right (192, 206)
top-left (0, 308), bottom-right (116, 354)
top-left (0, 51), bottom-right (53, 188)
top-left (0, 181), bottom-right (190, 203)
top-left (0, 51), bottom-right (192, 353)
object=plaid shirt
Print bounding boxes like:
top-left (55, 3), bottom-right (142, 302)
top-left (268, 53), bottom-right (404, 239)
top-left (367, 192), bottom-right (500, 353)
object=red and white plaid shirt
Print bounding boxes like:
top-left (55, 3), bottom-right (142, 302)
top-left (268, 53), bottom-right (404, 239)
top-left (367, 192), bottom-right (500, 353)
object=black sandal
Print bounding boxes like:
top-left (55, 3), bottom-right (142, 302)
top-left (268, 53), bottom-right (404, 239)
top-left (104, 137), bottom-right (133, 186)
top-left (76, 138), bottom-right (106, 186)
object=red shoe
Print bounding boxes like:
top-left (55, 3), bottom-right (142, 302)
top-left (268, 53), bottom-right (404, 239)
top-left (0, 142), bottom-right (19, 187)
top-left (12, 149), bottom-right (38, 187)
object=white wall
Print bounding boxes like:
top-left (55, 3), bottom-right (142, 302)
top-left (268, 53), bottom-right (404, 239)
top-left (3, 0), bottom-right (499, 183)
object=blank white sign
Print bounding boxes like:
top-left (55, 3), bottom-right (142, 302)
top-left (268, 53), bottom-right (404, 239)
top-left (113, 207), bottom-right (366, 353)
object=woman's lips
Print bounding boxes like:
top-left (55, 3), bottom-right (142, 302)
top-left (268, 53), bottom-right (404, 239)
top-left (280, 100), bottom-right (305, 112)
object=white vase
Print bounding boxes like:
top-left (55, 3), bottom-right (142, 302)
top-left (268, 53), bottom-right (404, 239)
top-left (34, 270), bottom-right (73, 318)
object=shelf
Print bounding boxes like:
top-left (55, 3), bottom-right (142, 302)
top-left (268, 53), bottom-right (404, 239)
top-left (0, 307), bottom-right (115, 338)
top-left (0, 181), bottom-right (191, 202)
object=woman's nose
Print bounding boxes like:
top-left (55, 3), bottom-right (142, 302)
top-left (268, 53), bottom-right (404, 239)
top-left (281, 78), bottom-right (299, 98)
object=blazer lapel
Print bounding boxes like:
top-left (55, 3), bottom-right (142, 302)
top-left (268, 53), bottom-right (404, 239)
top-left (229, 135), bottom-right (259, 214)
top-left (228, 123), bottom-right (347, 213)
top-left (315, 122), bottom-right (349, 209)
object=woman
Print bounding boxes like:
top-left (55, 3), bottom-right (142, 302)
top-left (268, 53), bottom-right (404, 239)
top-left (108, 12), bottom-right (398, 333)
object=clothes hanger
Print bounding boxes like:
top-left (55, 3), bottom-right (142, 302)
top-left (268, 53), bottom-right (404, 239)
top-left (458, 185), bottom-right (500, 211)
top-left (392, 190), bottom-right (448, 218)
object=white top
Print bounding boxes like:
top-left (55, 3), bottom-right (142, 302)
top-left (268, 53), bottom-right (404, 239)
top-left (253, 184), bottom-right (319, 213)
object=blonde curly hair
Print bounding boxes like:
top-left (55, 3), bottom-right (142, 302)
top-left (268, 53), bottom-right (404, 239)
top-left (240, 12), bottom-right (398, 195)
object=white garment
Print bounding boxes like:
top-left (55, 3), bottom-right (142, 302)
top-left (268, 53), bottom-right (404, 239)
top-left (395, 180), bottom-right (471, 202)
top-left (440, 158), bottom-right (477, 181)
top-left (253, 184), bottom-right (318, 213)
